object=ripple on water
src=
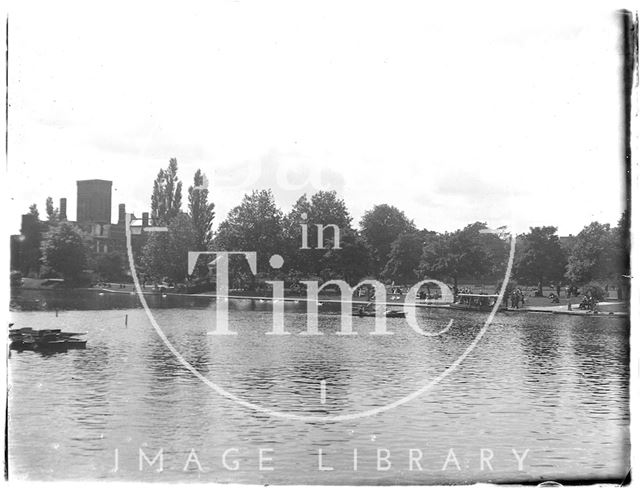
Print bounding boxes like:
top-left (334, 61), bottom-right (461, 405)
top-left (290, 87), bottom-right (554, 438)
top-left (8, 308), bottom-right (630, 483)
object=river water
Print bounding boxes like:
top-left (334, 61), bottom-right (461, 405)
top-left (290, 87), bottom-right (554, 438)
top-left (8, 302), bottom-right (630, 484)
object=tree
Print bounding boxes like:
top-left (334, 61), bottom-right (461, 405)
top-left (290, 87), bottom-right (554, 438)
top-left (41, 222), bottom-right (89, 283)
top-left (28, 203), bottom-right (39, 220)
top-left (141, 213), bottom-right (197, 283)
top-left (565, 222), bottom-right (616, 285)
top-left (382, 232), bottom-right (427, 284)
top-left (10, 270), bottom-right (23, 288)
top-left (282, 195), bottom-right (313, 276)
top-left (419, 232), bottom-right (456, 285)
top-left (612, 211), bottom-right (630, 276)
top-left (214, 189), bottom-right (285, 282)
top-left (188, 169), bottom-right (215, 251)
top-left (94, 251), bottom-right (128, 282)
top-left (317, 230), bottom-right (373, 285)
top-left (419, 222), bottom-right (495, 288)
top-left (514, 226), bottom-right (566, 295)
top-left (612, 211), bottom-right (630, 300)
top-left (151, 158), bottom-right (183, 225)
top-left (45, 197), bottom-right (59, 222)
top-left (480, 228), bottom-right (510, 281)
top-left (360, 204), bottom-right (416, 275)
top-left (283, 191), bottom-right (357, 278)
top-left (18, 207), bottom-right (43, 276)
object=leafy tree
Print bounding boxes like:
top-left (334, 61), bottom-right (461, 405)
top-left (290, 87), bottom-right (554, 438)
top-left (382, 232), bottom-right (427, 284)
top-left (419, 222), bottom-right (494, 287)
top-left (10, 270), bottom-right (23, 288)
top-left (283, 191), bottom-right (356, 278)
top-left (188, 169), bottom-right (215, 251)
top-left (282, 195), bottom-right (313, 276)
top-left (419, 232), bottom-right (454, 284)
top-left (482, 229), bottom-right (510, 281)
top-left (141, 232), bottom-right (168, 282)
top-left (141, 213), bottom-right (197, 283)
top-left (45, 197), bottom-right (59, 222)
top-left (28, 203), bottom-right (39, 220)
top-left (318, 230), bottom-right (373, 285)
top-left (214, 189), bottom-right (285, 282)
top-left (308, 190), bottom-right (352, 228)
top-left (514, 226), bottom-right (566, 295)
top-left (612, 211), bottom-right (631, 300)
top-left (612, 211), bottom-right (630, 276)
top-left (165, 215), bottom-right (195, 283)
top-left (565, 222), bottom-right (616, 285)
top-left (18, 209), bottom-right (43, 276)
top-left (94, 251), bottom-right (128, 282)
top-left (41, 222), bottom-right (89, 283)
top-left (360, 204), bottom-right (416, 274)
top-left (151, 158), bottom-right (183, 225)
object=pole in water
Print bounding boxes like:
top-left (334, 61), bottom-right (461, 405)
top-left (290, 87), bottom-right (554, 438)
top-left (125, 314), bottom-right (128, 327)
top-left (55, 309), bottom-right (58, 317)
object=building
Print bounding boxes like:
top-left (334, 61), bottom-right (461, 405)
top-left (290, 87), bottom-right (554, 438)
top-left (11, 179), bottom-right (152, 277)
top-left (74, 179), bottom-right (155, 254)
top-left (77, 179), bottom-right (112, 224)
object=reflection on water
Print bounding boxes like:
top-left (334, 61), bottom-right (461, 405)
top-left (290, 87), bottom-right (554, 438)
top-left (11, 287), bottom-right (215, 311)
top-left (8, 305), bottom-right (630, 483)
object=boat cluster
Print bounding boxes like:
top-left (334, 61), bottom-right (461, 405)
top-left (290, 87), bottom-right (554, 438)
top-left (9, 326), bottom-right (87, 351)
top-left (352, 304), bottom-right (406, 318)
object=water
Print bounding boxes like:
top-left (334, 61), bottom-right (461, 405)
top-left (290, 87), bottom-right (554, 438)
top-left (8, 302), bottom-right (630, 483)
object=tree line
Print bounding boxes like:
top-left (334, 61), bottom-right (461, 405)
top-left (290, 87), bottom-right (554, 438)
top-left (16, 158), bottom-right (629, 299)
top-left (137, 160), bottom-right (630, 297)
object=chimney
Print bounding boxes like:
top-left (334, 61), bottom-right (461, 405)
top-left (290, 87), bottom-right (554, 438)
top-left (118, 204), bottom-right (126, 224)
top-left (59, 198), bottom-right (67, 220)
top-left (142, 212), bottom-right (149, 227)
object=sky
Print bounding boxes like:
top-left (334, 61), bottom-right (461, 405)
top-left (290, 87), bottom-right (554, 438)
top-left (6, 1), bottom-right (630, 236)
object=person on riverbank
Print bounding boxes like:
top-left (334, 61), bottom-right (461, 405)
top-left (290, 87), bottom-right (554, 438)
top-left (511, 290), bottom-right (519, 309)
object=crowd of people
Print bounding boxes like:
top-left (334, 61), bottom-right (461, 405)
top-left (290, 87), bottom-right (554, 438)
top-left (578, 295), bottom-right (599, 311)
top-left (509, 288), bottom-right (526, 309)
top-left (453, 286), bottom-right (473, 296)
top-left (451, 282), bottom-right (608, 311)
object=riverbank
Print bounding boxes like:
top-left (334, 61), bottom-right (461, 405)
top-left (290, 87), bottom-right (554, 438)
top-left (504, 304), bottom-right (629, 317)
top-left (11, 283), bottom-right (629, 317)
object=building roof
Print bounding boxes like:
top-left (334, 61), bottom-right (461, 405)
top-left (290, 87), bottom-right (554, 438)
top-left (76, 179), bottom-right (112, 184)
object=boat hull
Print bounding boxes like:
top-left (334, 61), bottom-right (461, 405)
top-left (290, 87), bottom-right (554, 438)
top-left (9, 327), bottom-right (87, 352)
top-left (352, 311), bottom-right (406, 318)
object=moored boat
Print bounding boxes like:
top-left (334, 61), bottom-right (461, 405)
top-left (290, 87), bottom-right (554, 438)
top-left (450, 293), bottom-right (502, 312)
top-left (352, 306), bottom-right (406, 318)
top-left (9, 327), bottom-right (87, 351)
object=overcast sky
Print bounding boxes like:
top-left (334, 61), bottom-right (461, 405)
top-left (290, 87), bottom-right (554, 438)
top-left (7, 1), bottom-right (629, 236)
